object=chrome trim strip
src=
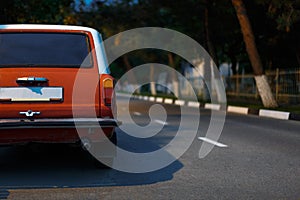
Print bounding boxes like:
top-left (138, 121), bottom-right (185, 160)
top-left (0, 118), bottom-right (121, 129)
top-left (13, 98), bottom-right (51, 102)
top-left (19, 110), bottom-right (41, 117)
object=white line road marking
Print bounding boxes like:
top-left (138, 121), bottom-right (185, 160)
top-left (198, 137), bottom-right (228, 148)
top-left (133, 112), bottom-right (142, 116)
top-left (154, 119), bottom-right (168, 125)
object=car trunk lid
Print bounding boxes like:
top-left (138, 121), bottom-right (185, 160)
top-left (0, 31), bottom-right (100, 119)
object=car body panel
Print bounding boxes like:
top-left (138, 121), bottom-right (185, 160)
top-left (0, 25), bottom-right (117, 145)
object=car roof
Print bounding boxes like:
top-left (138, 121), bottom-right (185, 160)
top-left (0, 24), bottom-right (97, 33)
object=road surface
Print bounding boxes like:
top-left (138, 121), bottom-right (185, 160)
top-left (0, 97), bottom-right (300, 199)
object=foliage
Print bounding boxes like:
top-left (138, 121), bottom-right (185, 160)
top-left (0, 0), bottom-right (76, 24)
top-left (0, 0), bottom-right (299, 72)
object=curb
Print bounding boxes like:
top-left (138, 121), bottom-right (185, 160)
top-left (259, 109), bottom-right (290, 120)
top-left (227, 106), bottom-right (249, 115)
top-left (118, 93), bottom-right (300, 121)
top-left (204, 103), bottom-right (221, 111)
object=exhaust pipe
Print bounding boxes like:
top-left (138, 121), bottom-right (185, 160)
top-left (81, 138), bottom-right (91, 151)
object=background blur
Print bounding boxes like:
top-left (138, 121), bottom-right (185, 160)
top-left (1, 0), bottom-right (300, 108)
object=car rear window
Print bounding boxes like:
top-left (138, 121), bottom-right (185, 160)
top-left (0, 32), bottom-right (92, 67)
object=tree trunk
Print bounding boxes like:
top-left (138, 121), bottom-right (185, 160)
top-left (232, 0), bottom-right (278, 108)
top-left (204, 0), bottom-right (219, 67)
top-left (228, 50), bottom-right (237, 75)
top-left (149, 64), bottom-right (157, 96)
top-left (168, 53), bottom-right (180, 97)
top-left (122, 55), bottom-right (139, 93)
top-left (296, 48), bottom-right (300, 66)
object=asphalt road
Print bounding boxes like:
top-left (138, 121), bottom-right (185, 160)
top-left (0, 97), bottom-right (300, 199)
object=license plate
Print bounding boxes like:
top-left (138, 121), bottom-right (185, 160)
top-left (0, 87), bottom-right (63, 102)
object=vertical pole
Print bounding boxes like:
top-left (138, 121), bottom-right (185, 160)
top-left (275, 68), bottom-right (279, 101)
top-left (255, 75), bottom-right (259, 99)
top-left (236, 74), bottom-right (240, 96)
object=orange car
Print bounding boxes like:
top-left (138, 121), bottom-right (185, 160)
top-left (0, 24), bottom-right (118, 165)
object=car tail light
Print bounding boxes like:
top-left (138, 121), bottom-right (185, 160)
top-left (103, 78), bottom-right (113, 106)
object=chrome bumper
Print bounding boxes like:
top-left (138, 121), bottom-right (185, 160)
top-left (0, 118), bottom-right (120, 129)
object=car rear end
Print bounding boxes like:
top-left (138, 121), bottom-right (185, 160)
top-left (0, 24), bottom-right (118, 153)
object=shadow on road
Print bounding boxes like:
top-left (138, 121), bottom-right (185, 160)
top-left (0, 136), bottom-right (183, 189)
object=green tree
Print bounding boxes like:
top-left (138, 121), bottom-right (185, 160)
top-left (0, 0), bottom-right (76, 24)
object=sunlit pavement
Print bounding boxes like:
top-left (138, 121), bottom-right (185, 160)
top-left (1, 96), bottom-right (300, 199)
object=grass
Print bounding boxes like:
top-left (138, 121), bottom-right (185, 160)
top-left (269, 105), bottom-right (300, 114)
top-left (226, 96), bottom-right (300, 114)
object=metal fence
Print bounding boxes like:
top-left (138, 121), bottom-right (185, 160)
top-left (224, 68), bottom-right (300, 104)
top-left (119, 68), bottom-right (300, 104)
top-left (185, 68), bottom-right (300, 104)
